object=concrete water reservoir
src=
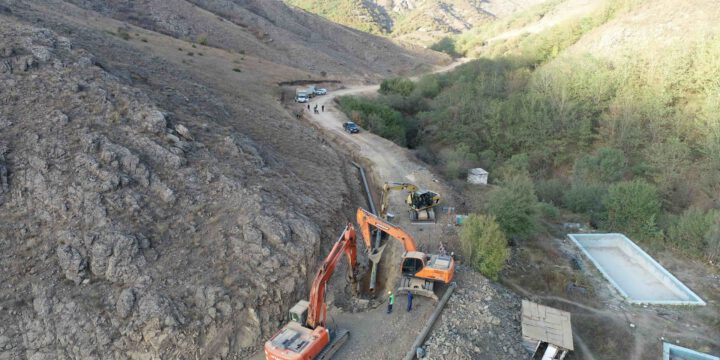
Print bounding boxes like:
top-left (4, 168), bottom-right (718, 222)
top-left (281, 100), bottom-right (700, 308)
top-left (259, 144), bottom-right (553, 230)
top-left (663, 343), bottom-right (719, 360)
top-left (568, 233), bottom-right (705, 305)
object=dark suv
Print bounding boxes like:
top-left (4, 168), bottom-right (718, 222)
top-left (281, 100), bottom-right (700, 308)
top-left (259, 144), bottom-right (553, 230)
top-left (343, 122), bottom-right (360, 134)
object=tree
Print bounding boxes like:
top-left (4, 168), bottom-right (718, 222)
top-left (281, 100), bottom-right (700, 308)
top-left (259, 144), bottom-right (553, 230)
top-left (603, 180), bottom-right (662, 241)
top-left (459, 214), bottom-right (509, 280)
top-left (486, 175), bottom-right (539, 240)
top-left (379, 77), bottom-right (415, 96)
top-left (668, 208), bottom-right (719, 256)
top-left (573, 147), bottom-right (626, 184)
top-left (496, 153), bottom-right (530, 183)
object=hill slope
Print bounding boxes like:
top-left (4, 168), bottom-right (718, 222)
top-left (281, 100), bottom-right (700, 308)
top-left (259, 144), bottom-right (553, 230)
top-left (285, 0), bottom-right (548, 45)
top-left (335, 1), bottom-right (720, 357)
top-left (0, 0), bottom-right (445, 359)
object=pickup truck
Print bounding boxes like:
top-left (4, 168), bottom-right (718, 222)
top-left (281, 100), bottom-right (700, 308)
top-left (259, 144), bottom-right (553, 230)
top-left (314, 88), bottom-right (327, 95)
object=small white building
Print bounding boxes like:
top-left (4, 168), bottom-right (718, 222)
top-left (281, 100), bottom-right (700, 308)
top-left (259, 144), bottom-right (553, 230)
top-left (467, 168), bottom-right (488, 185)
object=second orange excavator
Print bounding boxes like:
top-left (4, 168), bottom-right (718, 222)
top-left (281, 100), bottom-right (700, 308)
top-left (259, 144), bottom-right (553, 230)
top-left (264, 224), bottom-right (359, 360)
top-left (356, 207), bottom-right (455, 301)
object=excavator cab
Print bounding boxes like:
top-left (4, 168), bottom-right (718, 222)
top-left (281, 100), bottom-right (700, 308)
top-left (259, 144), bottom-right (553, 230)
top-left (407, 190), bottom-right (440, 211)
top-left (401, 253), bottom-right (426, 275)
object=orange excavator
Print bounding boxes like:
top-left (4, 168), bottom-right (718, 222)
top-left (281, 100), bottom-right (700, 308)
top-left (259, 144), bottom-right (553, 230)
top-left (264, 224), bottom-right (359, 360)
top-left (356, 207), bottom-right (454, 301)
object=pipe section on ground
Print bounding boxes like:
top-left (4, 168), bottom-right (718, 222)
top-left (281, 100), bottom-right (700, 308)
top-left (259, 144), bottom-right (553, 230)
top-left (403, 282), bottom-right (457, 360)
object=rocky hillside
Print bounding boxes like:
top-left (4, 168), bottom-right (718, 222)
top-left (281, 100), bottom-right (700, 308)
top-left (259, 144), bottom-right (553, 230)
top-left (285, 0), bottom-right (548, 45)
top-left (0, 1), bottom-right (443, 359)
top-left (61, 0), bottom-right (446, 80)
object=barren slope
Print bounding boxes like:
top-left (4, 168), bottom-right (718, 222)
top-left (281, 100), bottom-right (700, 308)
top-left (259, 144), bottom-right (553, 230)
top-left (0, 0), bottom-right (446, 358)
top-left (62, 0), bottom-right (448, 80)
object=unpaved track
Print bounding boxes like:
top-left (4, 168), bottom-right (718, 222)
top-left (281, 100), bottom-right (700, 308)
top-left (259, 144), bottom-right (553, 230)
top-left (305, 58), bottom-right (469, 198)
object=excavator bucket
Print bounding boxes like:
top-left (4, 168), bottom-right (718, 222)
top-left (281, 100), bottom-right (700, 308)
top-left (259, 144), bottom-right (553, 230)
top-left (368, 244), bottom-right (386, 264)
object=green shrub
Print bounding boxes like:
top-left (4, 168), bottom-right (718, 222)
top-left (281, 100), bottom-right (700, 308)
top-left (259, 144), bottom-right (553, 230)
top-left (644, 138), bottom-right (691, 194)
top-left (459, 214), bottom-right (509, 280)
top-left (197, 34), bottom-right (208, 45)
top-left (573, 147), bottom-right (626, 184)
top-left (535, 178), bottom-right (565, 205)
top-left (538, 202), bottom-right (560, 220)
top-left (430, 36), bottom-right (461, 57)
top-left (438, 143), bottom-right (477, 179)
top-left (496, 153), bottom-right (530, 183)
top-left (563, 183), bottom-right (607, 214)
top-left (603, 180), bottom-right (662, 241)
top-left (486, 175), bottom-right (539, 240)
top-left (705, 221), bottom-right (720, 262)
top-left (116, 27), bottom-right (130, 40)
top-left (668, 208), bottom-right (720, 258)
top-left (414, 76), bottom-right (442, 98)
top-left (379, 77), bottom-right (415, 96)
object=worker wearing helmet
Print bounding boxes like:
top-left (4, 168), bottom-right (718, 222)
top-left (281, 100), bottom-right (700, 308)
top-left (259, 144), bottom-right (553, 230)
top-left (387, 291), bottom-right (394, 314)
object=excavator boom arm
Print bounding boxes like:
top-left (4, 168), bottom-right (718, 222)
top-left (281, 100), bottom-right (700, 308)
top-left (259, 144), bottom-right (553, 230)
top-left (380, 182), bottom-right (418, 218)
top-left (306, 224), bottom-right (358, 329)
top-left (356, 207), bottom-right (417, 252)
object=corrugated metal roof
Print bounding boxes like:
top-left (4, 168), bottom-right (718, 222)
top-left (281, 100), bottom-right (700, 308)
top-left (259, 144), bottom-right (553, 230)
top-left (521, 300), bottom-right (574, 351)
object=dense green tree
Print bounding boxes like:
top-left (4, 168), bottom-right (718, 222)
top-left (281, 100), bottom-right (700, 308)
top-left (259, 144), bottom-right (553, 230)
top-left (486, 175), bottom-right (539, 240)
top-left (604, 180), bottom-right (662, 241)
top-left (459, 214), bottom-right (509, 280)
top-left (573, 147), bottom-right (626, 184)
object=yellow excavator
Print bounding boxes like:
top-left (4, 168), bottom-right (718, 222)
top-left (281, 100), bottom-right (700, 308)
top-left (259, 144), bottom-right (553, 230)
top-left (380, 182), bottom-right (441, 222)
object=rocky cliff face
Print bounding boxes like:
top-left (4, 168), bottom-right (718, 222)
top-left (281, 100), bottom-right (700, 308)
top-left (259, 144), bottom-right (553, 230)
top-left (0, 12), bottom-right (357, 359)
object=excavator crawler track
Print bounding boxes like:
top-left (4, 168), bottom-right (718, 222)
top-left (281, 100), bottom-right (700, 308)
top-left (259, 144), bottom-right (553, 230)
top-left (398, 276), bottom-right (438, 302)
top-left (316, 329), bottom-right (349, 360)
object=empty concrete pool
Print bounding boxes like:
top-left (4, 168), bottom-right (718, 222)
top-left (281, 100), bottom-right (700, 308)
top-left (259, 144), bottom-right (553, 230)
top-left (663, 343), bottom-right (720, 360)
top-left (568, 233), bottom-right (705, 305)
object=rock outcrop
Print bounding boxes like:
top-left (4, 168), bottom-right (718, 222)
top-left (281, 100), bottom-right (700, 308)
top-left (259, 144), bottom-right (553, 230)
top-left (0, 15), bottom-right (353, 359)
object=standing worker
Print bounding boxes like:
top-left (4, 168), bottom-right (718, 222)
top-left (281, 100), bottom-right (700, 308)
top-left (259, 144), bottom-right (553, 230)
top-left (407, 292), bottom-right (413, 312)
top-left (321, 105), bottom-right (325, 112)
top-left (307, 104), bottom-right (310, 110)
top-left (387, 291), bottom-right (395, 314)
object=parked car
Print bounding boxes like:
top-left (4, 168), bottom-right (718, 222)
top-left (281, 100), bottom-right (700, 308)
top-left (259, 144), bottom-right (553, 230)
top-left (295, 95), bottom-right (308, 103)
top-left (314, 88), bottom-right (327, 95)
top-left (343, 122), bottom-right (360, 134)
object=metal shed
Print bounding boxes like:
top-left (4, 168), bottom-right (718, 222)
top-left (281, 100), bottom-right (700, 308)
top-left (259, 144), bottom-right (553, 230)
top-left (467, 168), bottom-right (488, 185)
